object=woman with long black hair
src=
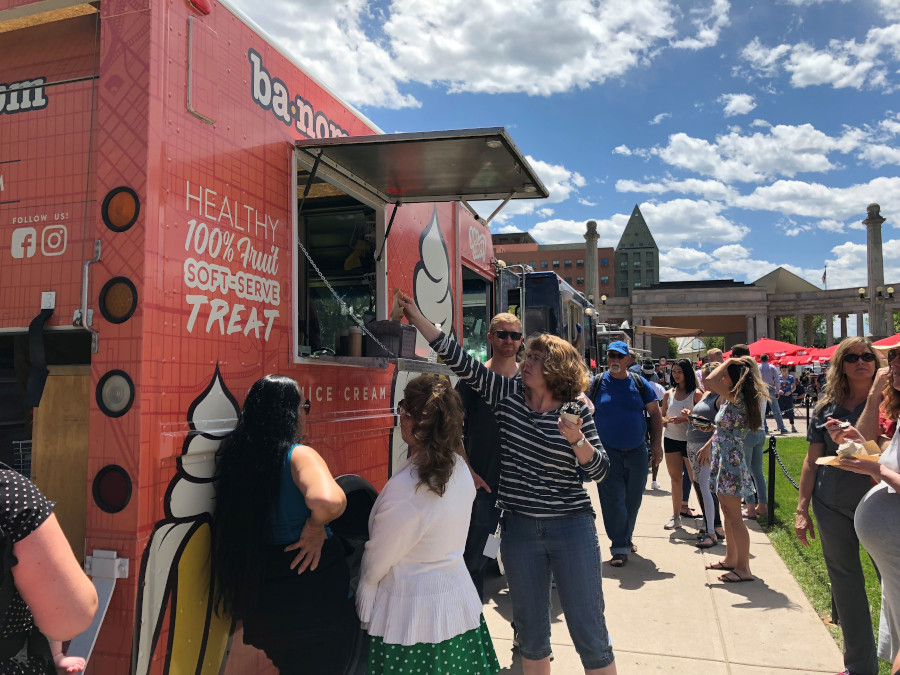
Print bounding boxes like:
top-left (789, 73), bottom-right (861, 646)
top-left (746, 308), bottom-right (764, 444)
top-left (212, 374), bottom-right (355, 674)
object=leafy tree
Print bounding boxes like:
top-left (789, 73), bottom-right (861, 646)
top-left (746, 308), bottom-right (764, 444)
top-left (894, 310), bottom-right (899, 335)
top-left (704, 336), bottom-right (725, 351)
top-left (778, 316), bottom-right (826, 347)
top-left (668, 339), bottom-right (678, 359)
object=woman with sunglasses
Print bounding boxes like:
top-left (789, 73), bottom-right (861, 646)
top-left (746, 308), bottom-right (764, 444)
top-left (795, 338), bottom-right (884, 675)
top-left (358, 375), bottom-right (500, 675)
top-left (397, 292), bottom-right (616, 675)
top-left (212, 375), bottom-right (356, 674)
top-left (825, 342), bottom-right (900, 674)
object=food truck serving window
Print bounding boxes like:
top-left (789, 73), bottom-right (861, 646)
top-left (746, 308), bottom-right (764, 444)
top-left (293, 127), bottom-right (548, 363)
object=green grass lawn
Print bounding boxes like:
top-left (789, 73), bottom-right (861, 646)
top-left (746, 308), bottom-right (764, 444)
top-left (761, 436), bottom-right (889, 675)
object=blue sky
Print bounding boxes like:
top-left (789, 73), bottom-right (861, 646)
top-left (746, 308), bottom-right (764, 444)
top-left (233, 0), bottom-right (900, 291)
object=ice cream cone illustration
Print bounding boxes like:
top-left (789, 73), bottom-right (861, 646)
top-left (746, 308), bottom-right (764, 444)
top-left (133, 366), bottom-right (239, 675)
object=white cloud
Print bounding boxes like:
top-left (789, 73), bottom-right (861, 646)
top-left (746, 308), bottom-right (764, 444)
top-left (652, 123), bottom-right (865, 182)
top-left (858, 144), bottom-right (900, 167)
top-left (669, 0), bottom-right (731, 50)
top-left (613, 145), bottom-right (633, 156)
top-left (638, 199), bottom-right (750, 247)
top-left (578, 198), bottom-right (598, 206)
top-left (734, 175), bottom-right (900, 220)
top-left (615, 177), bottom-right (738, 202)
top-left (711, 244), bottom-right (750, 260)
top-left (740, 23), bottom-right (900, 92)
top-left (816, 219), bottom-right (846, 232)
top-left (660, 247), bottom-right (713, 268)
top-left (528, 217), bottom-right (625, 247)
top-left (718, 93), bottom-right (756, 117)
top-left (820, 239), bottom-right (900, 288)
top-left (476, 156), bottom-right (586, 222)
top-left (650, 112), bottom-right (672, 125)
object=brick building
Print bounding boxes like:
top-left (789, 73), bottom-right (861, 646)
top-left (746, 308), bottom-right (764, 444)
top-left (492, 232), bottom-right (616, 299)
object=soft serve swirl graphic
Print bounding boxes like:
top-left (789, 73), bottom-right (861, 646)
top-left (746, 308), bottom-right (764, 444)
top-left (413, 207), bottom-right (454, 352)
top-left (134, 367), bottom-right (238, 675)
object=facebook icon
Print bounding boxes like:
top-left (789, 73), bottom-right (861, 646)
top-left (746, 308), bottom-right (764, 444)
top-left (11, 227), bottom-right (36, 259)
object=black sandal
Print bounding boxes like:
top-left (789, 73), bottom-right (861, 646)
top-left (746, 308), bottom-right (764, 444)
top-left (609, 554), bottom-right (627, 567)
top-left (695, 533), bottom-right (717, 549)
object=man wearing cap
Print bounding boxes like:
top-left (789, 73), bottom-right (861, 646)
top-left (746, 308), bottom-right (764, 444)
top-left (589, 341), bottom-right (664, 566)
top-left (456, 312), bottom-right (522, 600)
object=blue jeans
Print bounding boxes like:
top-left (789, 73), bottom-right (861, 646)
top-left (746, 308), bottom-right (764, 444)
top-left (462, 489), bottom-right (501, 601)
top-left (744, 430), bottom-right (767, 505)
top-left (597, 443), bottom-right (649, 556)
top-left (766, 386), bottom-right (788, 432)
top-left (501, 511), bottom-right (615, 669)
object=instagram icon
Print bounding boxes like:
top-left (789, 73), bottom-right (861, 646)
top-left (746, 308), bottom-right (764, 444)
top-left (41, 225), bottom-right (67, 256)
top-left (11, 228), bottom-right (37, 259)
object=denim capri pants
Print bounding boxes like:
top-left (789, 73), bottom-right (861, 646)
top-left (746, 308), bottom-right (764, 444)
top-left (501, 510), bottom-right (615, 669)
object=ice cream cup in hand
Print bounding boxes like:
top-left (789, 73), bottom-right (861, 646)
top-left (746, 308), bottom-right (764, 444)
top-left (560, 401), bottom-right (581, 425)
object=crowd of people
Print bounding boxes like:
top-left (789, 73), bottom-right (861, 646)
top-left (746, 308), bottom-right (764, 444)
top-left (201, 303), bottom-right (899, 675)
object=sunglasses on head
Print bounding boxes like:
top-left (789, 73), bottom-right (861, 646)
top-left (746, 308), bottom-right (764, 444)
top-left (607, 352), bottom-right (627, 360)
top-left (301, 399), bottom-right (311, 414)
top-left (492, 330), bottom-right (522, 341)
top-left (844, 352), bottom-right (877, 363)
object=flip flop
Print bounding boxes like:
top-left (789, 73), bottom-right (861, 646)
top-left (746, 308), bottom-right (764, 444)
top-left (609, 554), bottom-right (627, 567)
top-left (742, 510), bottom-right (757, 520)
top-left (631, 544), bottom-right (638, 553)
top-left (719, 570), bottom-right (754, 583)
top-left (705, 561), bottom-right (733, 571)
top-left (680, 508), bottom-right (700, 518)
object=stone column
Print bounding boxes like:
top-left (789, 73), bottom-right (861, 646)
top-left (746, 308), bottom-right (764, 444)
top-left (804, 315), bottom-right (814, 346)
top-left (825, 313), bottom-right (834, 346)
top-left (796, 313), bottom-right (805, 345)
top-left (746, 315), bottom-right (755, 343)
top-left (768, 315), bottom-right (776, 340)
top-left (584, 221), bottom-right (600, 312)
top-left (756, 313), bottom-right (767, 339)
top-left (839, 314), bottom-right (848, 340)
top-left (863, 204), bottom-right (888, 338)
top-left (857, 313), bottom-right (865, 336)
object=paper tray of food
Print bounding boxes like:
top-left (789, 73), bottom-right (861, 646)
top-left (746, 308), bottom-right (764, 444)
top-left (815, 440), bottom-right (882, 466)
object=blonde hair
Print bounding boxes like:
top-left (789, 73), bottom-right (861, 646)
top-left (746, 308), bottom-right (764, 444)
top-left (489, 312), bottom-right (522, 333)
top-left (707, 348), bottom-right (723, 359)
top-left (521, 333), bottom-right (590, 400)
top-left (816, 337), bottom-right (883, 414)
top-left (402, 375), bottom-right (464, 497)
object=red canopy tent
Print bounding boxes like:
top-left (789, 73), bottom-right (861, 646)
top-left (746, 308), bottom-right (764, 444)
top-left (724, 337), bottom-right (805, 361)
top-left (808, 345), bottom-right (838, 362)
top-left (873, 332), bottom-right (900, 347)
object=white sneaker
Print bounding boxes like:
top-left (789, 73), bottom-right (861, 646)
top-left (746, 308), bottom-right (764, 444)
top-left (664, 515), bottom-right (682, 530)
top-left (650, 480), bottom-right (661, 490)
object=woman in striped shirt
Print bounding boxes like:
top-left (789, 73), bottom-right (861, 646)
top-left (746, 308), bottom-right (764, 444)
top-left (398, 293), bottom-right (616, 675)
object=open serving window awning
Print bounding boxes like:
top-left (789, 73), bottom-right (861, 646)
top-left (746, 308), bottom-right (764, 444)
top-left (295, 128), bottom-right (549, 207)
top-left (635, 326), bottom-right (704, 338)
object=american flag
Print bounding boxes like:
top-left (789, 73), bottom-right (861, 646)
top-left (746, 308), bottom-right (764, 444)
top-left (822, 267), bottom-right (826, 284)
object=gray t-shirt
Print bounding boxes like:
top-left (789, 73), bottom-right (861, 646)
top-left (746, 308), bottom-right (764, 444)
top-left (807, 400), bottom-right (874, 512)
top-left (686, 393), bottom-right (719, 444)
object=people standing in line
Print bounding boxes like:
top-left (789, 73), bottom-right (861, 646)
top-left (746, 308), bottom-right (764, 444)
top-left (0, 470), bottom-right (98, 674)
top-left (457, 312), bottom-right (523, 601)
top-left (660, 359), bottom-right (703, 530)
top-left (759, 353), bottom-right (789, 434)
top-left (212, 375), bottom-right (355, 675)
top-left (642, 361), bottom-right (666, 490)
top-left (795, 338), bottom-right (884, 675)
top-left (737, 353), bottom-right (769, 522)
top-left (398, 292), bottom-right (616, 675)
top-left (591, 342), bottom-right (663, 567)
top-left (684, 362), bottom-right (726, 548)
top-left (779, 365), bottom-right (799, 434)
top-left (701, 357), bottom-right (768, 583)
top-left (358, 375), bottom-right (499, 675)
top-left (825, 340), bottom-right (900, 675)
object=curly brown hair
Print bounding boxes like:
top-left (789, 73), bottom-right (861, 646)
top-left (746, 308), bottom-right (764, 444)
top-left (882, 377), bottom-right (900, 423)
top-left (402, 374), bottom-right (464, 497)
top-left (816, 337), bottom-right (883, 414)
top-left (520, 333), bottom-right (590, 401)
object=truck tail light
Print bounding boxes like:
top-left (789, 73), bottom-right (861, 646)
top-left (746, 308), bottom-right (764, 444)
top-left (102, 187), bottom-right (140, 232)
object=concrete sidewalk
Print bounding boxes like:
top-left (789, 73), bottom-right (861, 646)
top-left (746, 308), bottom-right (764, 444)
top-left (482, 463), bottom-right (843, 674)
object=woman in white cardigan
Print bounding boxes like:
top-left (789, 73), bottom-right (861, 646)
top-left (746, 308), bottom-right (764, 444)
top-left (357, 374), bottom-right (500, 675)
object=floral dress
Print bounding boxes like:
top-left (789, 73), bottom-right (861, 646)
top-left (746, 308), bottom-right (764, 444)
top-left (709, 393), bottom-right (755, 498)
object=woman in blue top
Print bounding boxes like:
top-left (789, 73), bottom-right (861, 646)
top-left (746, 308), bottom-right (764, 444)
top-left (212, 375), bottom-right (355, 674)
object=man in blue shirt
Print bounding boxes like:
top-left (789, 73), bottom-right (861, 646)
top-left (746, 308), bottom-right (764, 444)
top-left (591, 341), bottom-right (664, 567)
top-left (759, 354), bottom-right (789, 434)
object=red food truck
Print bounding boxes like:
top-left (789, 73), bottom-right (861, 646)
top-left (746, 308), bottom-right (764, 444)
top-left (0, 0), bottom-right (547, 671)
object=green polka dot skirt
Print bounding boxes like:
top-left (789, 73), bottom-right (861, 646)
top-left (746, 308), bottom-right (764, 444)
top-left (367, 614), bottom-right (500, 674)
